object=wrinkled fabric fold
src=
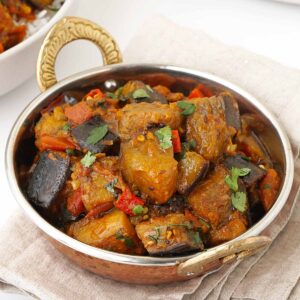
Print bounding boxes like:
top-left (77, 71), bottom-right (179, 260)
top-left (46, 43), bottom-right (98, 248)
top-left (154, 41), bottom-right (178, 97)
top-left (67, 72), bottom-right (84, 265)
top-left (1, 15), bottom-right (300, 299)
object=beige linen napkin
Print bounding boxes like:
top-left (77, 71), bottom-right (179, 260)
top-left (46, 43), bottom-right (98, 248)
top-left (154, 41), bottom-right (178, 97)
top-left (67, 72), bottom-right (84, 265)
top-left (1, 16), bottom-right (300, 300)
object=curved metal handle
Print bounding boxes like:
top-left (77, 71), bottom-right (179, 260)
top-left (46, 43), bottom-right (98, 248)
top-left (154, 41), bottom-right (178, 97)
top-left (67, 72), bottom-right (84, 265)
top-left (177, 236), bottom-right (271, 277)
top-left (37, 17), bottom-right (123, 91)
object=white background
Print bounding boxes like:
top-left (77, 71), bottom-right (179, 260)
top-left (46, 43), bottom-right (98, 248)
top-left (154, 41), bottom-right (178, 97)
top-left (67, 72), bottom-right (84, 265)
top-left (1, 0), bottom-right (300, 299)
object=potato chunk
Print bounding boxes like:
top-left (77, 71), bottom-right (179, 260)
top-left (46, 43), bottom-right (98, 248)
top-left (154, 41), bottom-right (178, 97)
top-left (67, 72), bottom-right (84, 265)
top-left (68, 209), bottom-right (144, 254)
top-left (135, 213), bottom-right (203, 256)
top-left (118, 102), bottom-right (182, 139)
top-left (120, 135), bottom-right (178, 204)
top-left (177, 151), bottom-right (209, 194)
top-left (186, 96), bottom-right (233, 162)
top-left (188, 166), bottom-right (231, 228)
top-left (70, 157), bottom-right (122, 211)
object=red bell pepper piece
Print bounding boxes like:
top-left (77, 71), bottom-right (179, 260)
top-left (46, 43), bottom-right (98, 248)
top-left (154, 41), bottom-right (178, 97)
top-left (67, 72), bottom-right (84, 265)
top-left (115, 188), bottom-right (144, 216)
top-left (188, 83), bottom-right (214, 99)
top-left (188, 87), bottom-right (205, 99)
top-left (85, 88), bottom-right (104, 100)
top-left (64, 101), bottom-right (92, 125)
top-left (67, 189), bottom-right (85, 217)
top-left (38, 135), bottom-right (77, 151)
top-left (85, 202), bottom-right (114, 220)
top-left (172, 130), bottom-right (182, 153)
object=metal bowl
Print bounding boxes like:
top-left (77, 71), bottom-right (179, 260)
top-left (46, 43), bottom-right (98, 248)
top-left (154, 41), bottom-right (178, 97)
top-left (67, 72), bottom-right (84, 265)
top-left (5, 17), bottom-right (294, 284)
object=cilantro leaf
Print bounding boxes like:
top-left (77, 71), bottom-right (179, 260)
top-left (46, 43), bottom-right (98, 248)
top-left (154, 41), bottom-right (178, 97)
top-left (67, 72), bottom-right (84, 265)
top-left (225, 167), bottom-right (251, 192)
top-left (61, 123), bottom-right (71, 132)
top-left (66, 148), bottom-right (75, 156)
top-left (132, 89), bottom-right (149, 99)
top-left (189, 139), bottom-right (196, 149)
top-left (116, 87), bottom-right (123, 98)
top-left (124, 237), bottom-right (135, 248)
top-left (132, 205), bottom-right (144, 215)
top-left (81, 151), bottom-right (96, 168)
top-left (263, 184), bottom-right (272, 190)
top-left (225, 174), bottom-right (239, 192)
top-left (154, 126), bottom-right (172, 150)
top-left (176, 101), bottom-right (196, 116)
top-left (236, 167), bottom-right (251, 177)
top-left (86, 125), bottom-right (108, 145)
top-left (105, 92), bottom-right (117, 99)
top-left (231, 192), bottom-right (247, 213)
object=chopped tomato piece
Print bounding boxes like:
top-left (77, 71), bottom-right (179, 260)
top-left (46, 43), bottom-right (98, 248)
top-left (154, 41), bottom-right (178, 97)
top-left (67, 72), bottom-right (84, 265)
top-left (172, 130), bottom-right (182, 153)
top-left (85, 88), bottom-right (104, 100)
top-left (67, 189), bottom-right (85, 217)
top-left (37, 135), bottom-right (77, 151)
top-left (259, 169), bottom-right (281, 212)
top-left (188, 83), bottom-right (214, 99)
top-left (188, 87), bottom-right (204, 99)
top-left (85, 202), bottom-right (114, 219)
top-left (115, 188), bottom-right (144, 216)
top-left (64, 101), bottom-right (92, 125)
top-left (197, 83), bottom-right (214, 97)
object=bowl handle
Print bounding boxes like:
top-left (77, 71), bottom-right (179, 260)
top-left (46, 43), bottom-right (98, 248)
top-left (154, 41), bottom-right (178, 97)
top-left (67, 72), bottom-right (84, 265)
top-left (37, 17), bottom-right (123, 91)
top-left (177, 235), bottom-right (271, 277)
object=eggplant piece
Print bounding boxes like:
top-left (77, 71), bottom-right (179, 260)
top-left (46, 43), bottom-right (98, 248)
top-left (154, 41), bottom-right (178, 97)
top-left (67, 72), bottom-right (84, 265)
top-left (71, 116), bottom-right (120, 154)
top-left (188, 166), bottom-right (232, 229)
top-left (121, 80), bottom-right (168, 104)
top-left (219, 92), bottom-right (241, 131)
top-left (224, 154), bottom-right (266, 188)
top-left (135, 213), bottom-right (203, 256)
top-left (186, 96), bottom-right (233, 162)
top-left (148, 194), bottom-right (187, 218)
top-left (27, 151), bottom-right (70, 209)
top-left (177, 151), bottom-right (209, 194)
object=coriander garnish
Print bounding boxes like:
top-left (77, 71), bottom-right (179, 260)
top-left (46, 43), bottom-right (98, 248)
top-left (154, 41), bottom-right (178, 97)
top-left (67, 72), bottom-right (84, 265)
top-left (132, 205), bottom-right (145, 215)
top-left (132, 89), bottom-right (149, 99)
top-left (176, 101), bottom-right (196, 116)
top-left (225, 167), bottom-right (251, 192)
top-left (80, 151), bottom-right (96, 168)
top-left (225, 167), bottom-right (251, 213)
top-left (86, 125), bottom-right (108, 145)
top-left (154, 126), bottom-right (172, 150)
top-left (231, 192), bottom-right (247, 213)
top-left (61, 123), bottom-right (71, 132)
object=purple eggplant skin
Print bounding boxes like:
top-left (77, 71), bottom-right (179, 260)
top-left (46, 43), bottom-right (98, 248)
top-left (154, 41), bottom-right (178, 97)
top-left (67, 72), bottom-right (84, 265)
top-left (27, 151), bottom-right (70, 209)
top-left (219, 92), bottom-right (241, 131)
top-left (224, 154), bottom-right (266, 188)
top-left (71, 116), bottom-right (120, 154)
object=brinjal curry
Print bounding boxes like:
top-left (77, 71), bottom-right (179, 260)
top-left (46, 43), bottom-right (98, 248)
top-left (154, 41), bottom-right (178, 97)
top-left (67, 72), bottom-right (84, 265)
top-left (25, 81), bottom-right (281, 256)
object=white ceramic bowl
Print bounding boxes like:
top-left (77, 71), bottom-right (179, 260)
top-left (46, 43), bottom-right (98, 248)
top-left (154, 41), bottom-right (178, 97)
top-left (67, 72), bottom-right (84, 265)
top-left (0, 0), bottom-right (77, 96)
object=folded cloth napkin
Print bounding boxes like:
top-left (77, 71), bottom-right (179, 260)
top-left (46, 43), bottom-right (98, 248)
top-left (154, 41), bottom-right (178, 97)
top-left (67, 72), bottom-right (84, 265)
top-left (1, 16), bottom-right (300, 300)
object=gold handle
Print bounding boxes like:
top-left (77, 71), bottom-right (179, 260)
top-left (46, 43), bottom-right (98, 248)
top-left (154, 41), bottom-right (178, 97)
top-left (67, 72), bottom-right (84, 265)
top-left (37, 17), bottom-right (123, 91)
top-left (177, 236), bottom-right (271, 277)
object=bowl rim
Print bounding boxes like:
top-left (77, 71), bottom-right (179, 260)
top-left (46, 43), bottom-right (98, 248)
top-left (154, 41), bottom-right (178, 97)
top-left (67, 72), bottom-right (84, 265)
top-left (5, 63), bottom-right (295, 267)
top-left (0, 0), bottom-right (74, 62)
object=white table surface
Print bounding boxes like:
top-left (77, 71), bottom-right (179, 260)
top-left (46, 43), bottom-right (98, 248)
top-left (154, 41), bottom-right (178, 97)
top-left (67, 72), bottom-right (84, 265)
top-left (1, 0), bottom-right (300, 298)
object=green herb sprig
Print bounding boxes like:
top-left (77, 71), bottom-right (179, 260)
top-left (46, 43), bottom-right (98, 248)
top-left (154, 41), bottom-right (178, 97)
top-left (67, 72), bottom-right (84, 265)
top-left (176, 101), bottom-right (196, 116)
top-left (86, 125), bottom-right (108, 145)
top-left (225, 167), bottom-right (251, 213)
top-left (81, 151), bottom-right (96, 168)
top-left (154, 126), bottom-right (172, 150)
